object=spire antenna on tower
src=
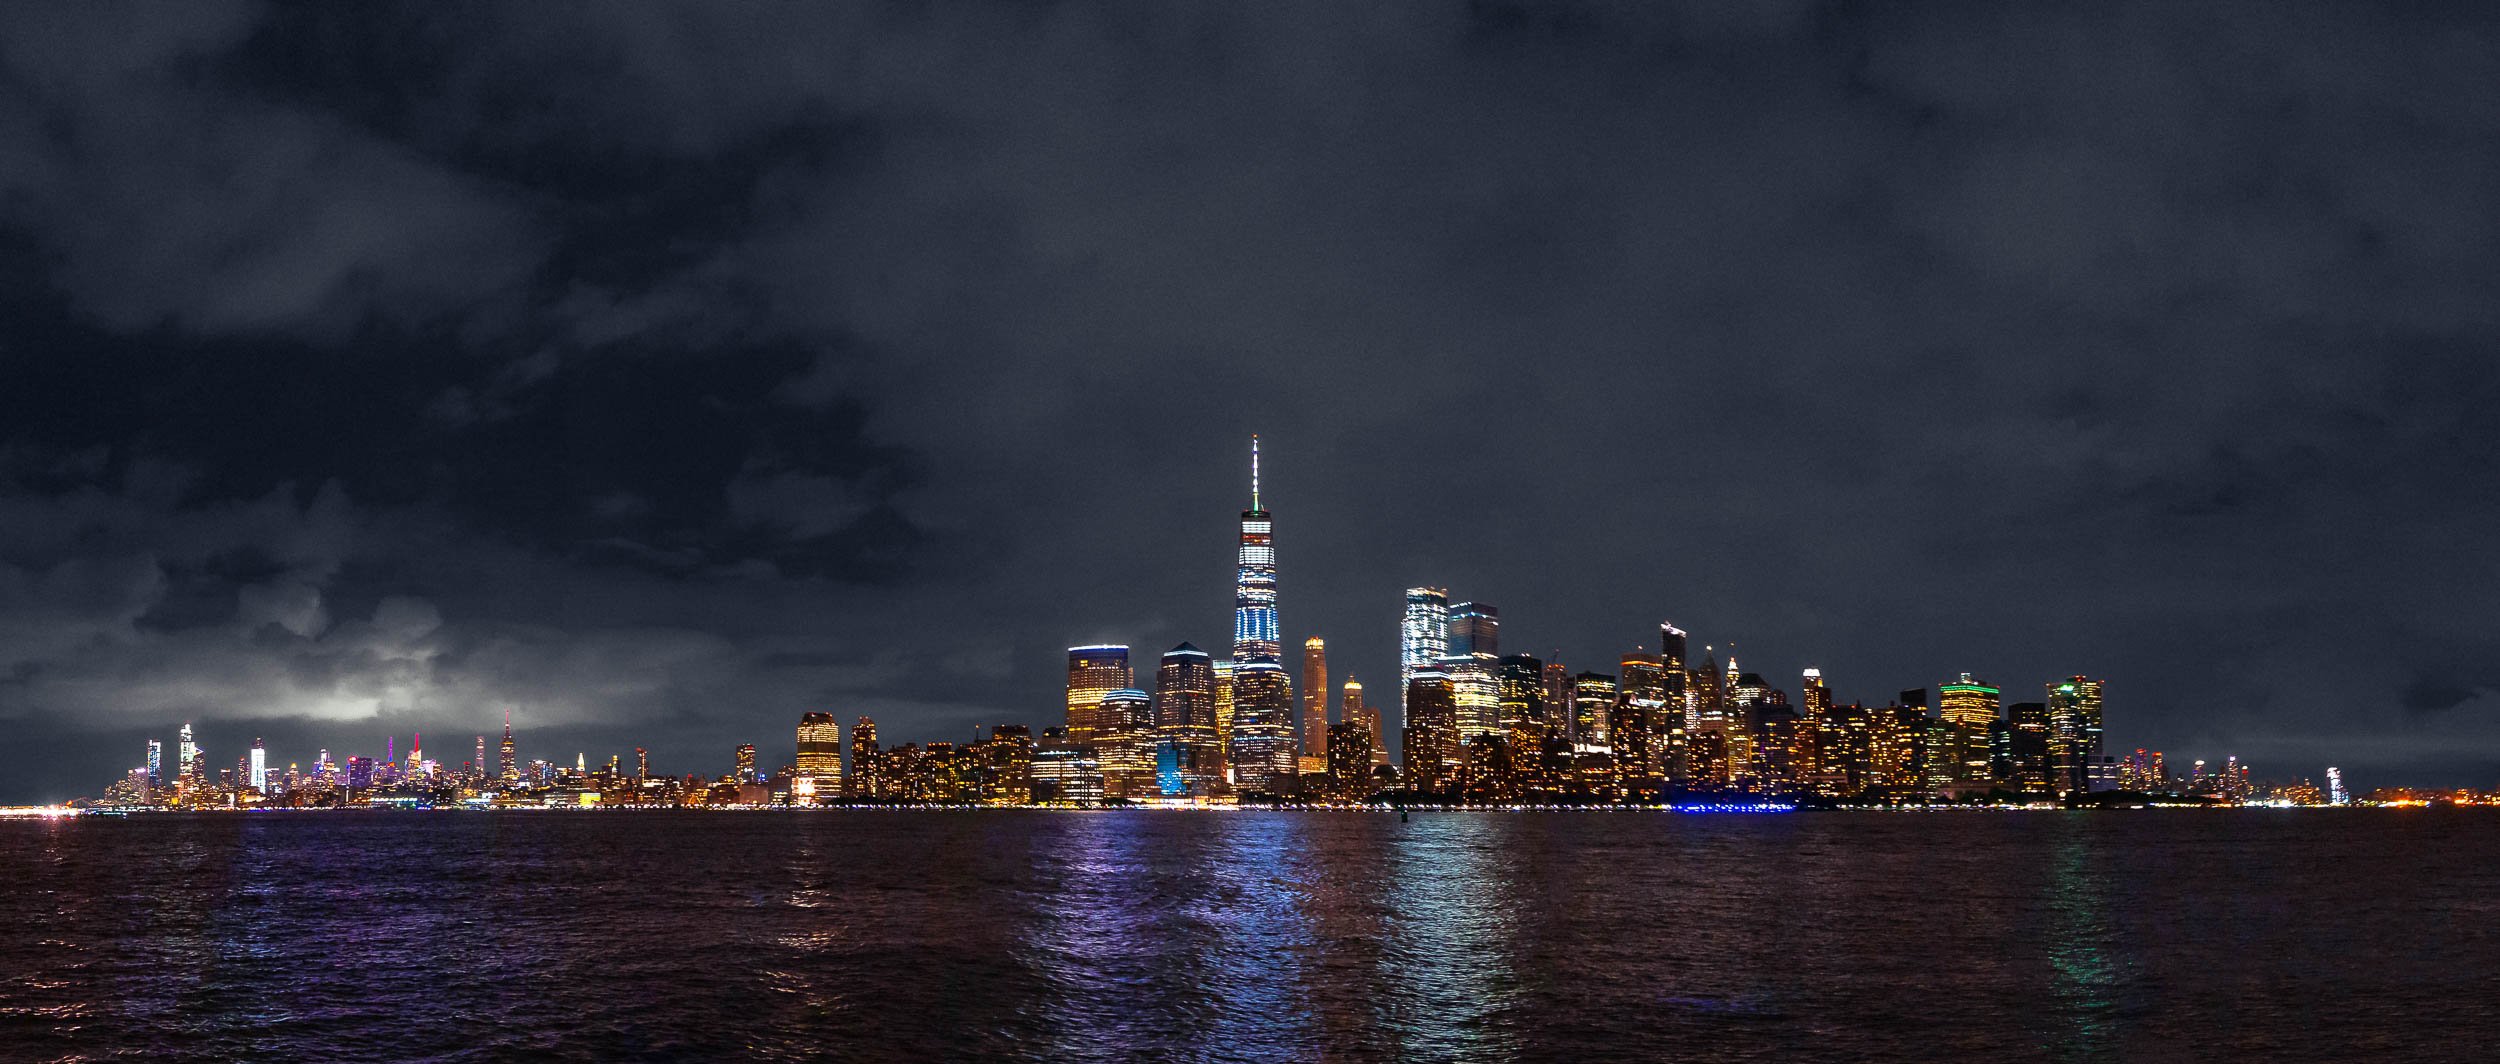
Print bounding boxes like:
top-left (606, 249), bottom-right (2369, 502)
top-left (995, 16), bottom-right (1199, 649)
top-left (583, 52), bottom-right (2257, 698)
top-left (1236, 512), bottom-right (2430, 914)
top-left (1250, 434), bottom-right (1261, 509)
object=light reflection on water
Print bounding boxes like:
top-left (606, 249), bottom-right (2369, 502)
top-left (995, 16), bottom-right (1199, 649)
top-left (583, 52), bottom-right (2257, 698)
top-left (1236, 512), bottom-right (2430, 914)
top-left (0, 809), bottom-right (2493, 1061)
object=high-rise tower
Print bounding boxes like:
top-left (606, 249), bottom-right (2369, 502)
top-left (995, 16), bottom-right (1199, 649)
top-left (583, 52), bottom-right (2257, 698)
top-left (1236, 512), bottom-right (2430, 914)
top-left (498, 710), bottom-right (517, 783)
top-left (1228, 438), bottom-right (1296, 792)
top-left (1065, 645), bottom-right (1133, 747)
top-left (1233, 436), bottom-right (1280, 666)
top-left (1155, 643), bottom-right (1222, 798)
top-left (1939, 673), bottom-right (2002, 791)
top-left (1400, 588), bottom-right (1450, 745)
top-left (1301, 637), bottom-right (1329, 759)
top-left (2047, 676), bottom-right (2105, 796)
top-left (797, 712), bottom-right (842, 796)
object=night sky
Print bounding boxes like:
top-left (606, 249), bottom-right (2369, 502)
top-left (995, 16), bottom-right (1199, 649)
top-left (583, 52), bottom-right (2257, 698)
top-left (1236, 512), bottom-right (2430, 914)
top-left (3, 3), bottom-right (2495, 803)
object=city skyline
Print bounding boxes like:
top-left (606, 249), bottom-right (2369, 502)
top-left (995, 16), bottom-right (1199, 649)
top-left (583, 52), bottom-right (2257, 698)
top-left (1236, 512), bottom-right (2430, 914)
top-left (65, 440), bottom-right (2453, 810)
top-left (6, 5), bottom-right (2499, 805)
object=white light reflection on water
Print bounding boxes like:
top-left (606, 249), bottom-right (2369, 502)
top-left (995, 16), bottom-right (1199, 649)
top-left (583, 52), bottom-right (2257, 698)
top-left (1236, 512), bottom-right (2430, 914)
top-left (1379, 813), bottom-right (1526, 1059)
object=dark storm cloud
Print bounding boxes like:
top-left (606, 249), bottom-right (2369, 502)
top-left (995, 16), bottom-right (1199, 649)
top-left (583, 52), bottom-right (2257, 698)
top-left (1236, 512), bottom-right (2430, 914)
top-left (1, 1), bottom-right (2496, 800)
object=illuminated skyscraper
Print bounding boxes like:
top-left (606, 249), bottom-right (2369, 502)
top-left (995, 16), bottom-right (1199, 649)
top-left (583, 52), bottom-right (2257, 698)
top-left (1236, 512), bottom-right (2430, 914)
top-left (2327, 766), bottom-right (2349, 806)
top-left (735, 743), bottom-right (757, 783)
top-left (1572, 672), bottom-right (1618, 750)
top-left (473, 735), bottom-right (486, 783)
top-left (249, 737), bottom-right (267, 793)
top-left (1542, 659), bottom-right (1573, 728)
top-left (1301, 637), bottom-right (1329, 759)
top-left (177, 722), bottom-right (196, 784)
top-left (1402, 666), bottom-right (1460, 791)
top-left (1799, 668), bottom-right (1835, 793)
top-left (499, 710), bottom-right (517, 782)
top-left (2047, 676), bottom-right (2105, 795)
top-left (1222, 439), bottom-right (1292, 787)
top-left (1326, 719), bottom-right (1375, 800)
top-left (1230, 662), bottom-right (1298, 793)
top-left (849, 717), bottom-right (879, 798)
top-left (1496, 654), bottom-right (1546, 744)
top-left (145, 739), bottom-right (162, 787)
top-left (1938, 674), bottom-right (2000, 792)
top-left (1234, 436), bottom-right (1280, 665)
top-left (1212, 659), bottom-right (1236, 790)
top-left (1438, 602), bottom-right (1501, 740)
top-left (1096, 688), bottom-right (1155, 799)
top-left (1939, 674), bottom-right (2001, 727)
top-left (1064, 645), bottom-right (1132, 747)
top-left (1617, 651), bottom-right (1666, 782)
top-left (1658, 625), bottom-right (1691, 783)
top-left (1440, 652), bottom-right (1502, 742)
top-left (1155, 643), bottom-right (1222, 798)
top-left (1400, 588), bottom-right (1449, 738)
top-left (797, 712), bottom-right (842, 796)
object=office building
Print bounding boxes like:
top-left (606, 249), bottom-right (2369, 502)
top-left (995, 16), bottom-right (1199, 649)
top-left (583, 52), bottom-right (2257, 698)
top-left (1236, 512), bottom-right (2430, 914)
top-left (1064, 645), bottom-right (1132, 747)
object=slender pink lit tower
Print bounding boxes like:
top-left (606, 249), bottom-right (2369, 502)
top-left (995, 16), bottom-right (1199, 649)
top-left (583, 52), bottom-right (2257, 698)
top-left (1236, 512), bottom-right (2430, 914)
top-left (1228, 435), bottom-right (1298, 791)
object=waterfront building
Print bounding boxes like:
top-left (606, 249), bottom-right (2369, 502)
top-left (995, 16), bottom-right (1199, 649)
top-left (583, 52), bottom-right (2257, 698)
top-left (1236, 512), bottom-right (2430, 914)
top-left (1618, 651), bottom-right (1667, 786)
top-left (1496, 654), bottom-right (1546, 746)
top-left (1440, 651), bottom-right (1503, 742)
top-left (1212, 659), bottom-right (1235, 788)
top-left (1400, 588), bottom-right (1449, 741)
top-left (1156, 643), bottom-right (1223, 798)
top-left (1031, 727), bottom-right (1102, 805)
top-left (1657, 626), bottom-right (1692, 784)
top-left (249, 737), bottom-right (267, 793)
top-left (1326, 719), bottom-right (1375, 801)
top-left (1938, 674), bottom-right (2001, 792)
top-left (797, 712), bottom-right (842, 797)
top-left (1402, 666), bottom-right (1461, 791)
top-left (1230, 661), bottom-right (1299, 793)
top-left (1064, 645), bottom-right (1132, 747)
top-left (2047, 676), bottom-right (2106, 796)
top-left (849, 717), bottom-right (880, 798)
top-left (1096, 688), bottom-right (1155, 799)
top-left (1301, 637), bottom-right (1329, 760)
top-left (1530, 664), bottom-right (1570, 739)
top-left (1571, 671), bottom-right (1618, 751)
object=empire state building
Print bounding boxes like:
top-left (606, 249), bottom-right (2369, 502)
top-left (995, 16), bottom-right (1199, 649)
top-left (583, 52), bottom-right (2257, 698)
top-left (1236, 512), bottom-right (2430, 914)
top-left (1228, 436), bottom-right (1297, 792)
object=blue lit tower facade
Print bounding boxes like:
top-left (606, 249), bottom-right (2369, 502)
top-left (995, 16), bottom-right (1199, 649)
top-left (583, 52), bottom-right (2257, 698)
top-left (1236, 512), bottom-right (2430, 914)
top-left (1234, 437), bottom-right (1280, 664)
top-left (1228, 436), bottom-right (1298, 792)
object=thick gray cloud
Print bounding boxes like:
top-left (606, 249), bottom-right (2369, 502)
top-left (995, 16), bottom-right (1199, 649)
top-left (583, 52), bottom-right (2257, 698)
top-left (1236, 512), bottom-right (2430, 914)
top-left (1, 1), bottom-right (2495, 801)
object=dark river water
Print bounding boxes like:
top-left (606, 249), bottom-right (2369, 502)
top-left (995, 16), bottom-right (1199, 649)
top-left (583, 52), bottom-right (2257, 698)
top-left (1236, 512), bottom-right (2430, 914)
top-left (1, 810), bottom-right (2492, 1062)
